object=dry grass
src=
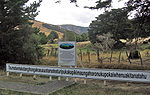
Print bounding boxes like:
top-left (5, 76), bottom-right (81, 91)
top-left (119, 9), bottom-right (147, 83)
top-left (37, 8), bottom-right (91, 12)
top-left (76, 41), bottom-right (91, 47)
top-left (41, 56), bottom-right (58, 66)
top-left (40, 48), bottom-right (150, 70)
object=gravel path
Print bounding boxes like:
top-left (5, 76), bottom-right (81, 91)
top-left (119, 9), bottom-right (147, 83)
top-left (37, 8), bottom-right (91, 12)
top-left (0, 80), bottom-right (74, 94)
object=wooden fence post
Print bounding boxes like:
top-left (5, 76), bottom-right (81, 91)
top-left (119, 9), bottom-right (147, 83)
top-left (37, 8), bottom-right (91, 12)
top-left (139, 52), bottom-right (143, 66)
top-left (126, 51), bottom-right (132, 64)
top-left (54, 48), bottom-right (57, 57)
top-left (51, 48), bottom-right (53, 56)
top-left (110, 51), bottom-right (113, 63)
top-left (47, 49), bottom-right (50, 56)
top-left (118, 51), bottom-right (122, 64)
top-left (97, 49), bottom-right (100, 62)
top-left (80, 49), bottom-right (82, 61)
top-left (87, 49), bottom-right (90, 63)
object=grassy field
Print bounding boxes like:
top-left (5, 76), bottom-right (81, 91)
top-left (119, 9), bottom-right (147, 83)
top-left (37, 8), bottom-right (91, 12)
top-left (41, 42), bottom-right (150, 69)
top-left (0, 83), bottom-right (149, 95)
top-left (1, 42), bottom-right (150, 95)
top-left (51, 81), bottom-right (150, 95)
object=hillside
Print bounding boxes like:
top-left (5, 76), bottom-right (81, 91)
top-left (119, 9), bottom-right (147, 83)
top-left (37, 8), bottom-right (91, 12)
top-left (42, 24), bottom-right (67, 34)
top-left (60, 24), bottom-right (88, 34)
top-left (31, 20), bottom-right (64, 39)
top-left (31, 20), bottom-right (88, 37)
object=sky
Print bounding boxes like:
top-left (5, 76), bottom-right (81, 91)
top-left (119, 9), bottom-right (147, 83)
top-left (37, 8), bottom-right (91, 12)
top-left (28, 0), bottom-right (126, 27)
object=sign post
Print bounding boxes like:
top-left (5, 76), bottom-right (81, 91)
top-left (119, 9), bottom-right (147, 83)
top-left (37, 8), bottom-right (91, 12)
top-left (58, 41), bottom-right (76, 81)
top-left (58, 41), bottom-right (76, 66)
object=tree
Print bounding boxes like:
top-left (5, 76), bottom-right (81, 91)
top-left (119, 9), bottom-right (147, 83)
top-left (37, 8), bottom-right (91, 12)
top-left (94, 33), bottom-right (116, 51)
top-left (127, 0), bottom-right (150, 20)
top-left (0, 0), bottom-right (43, 65)
top-left (76, 33), bottom-right (89, 42)
top-left (126, 0), bottom-right (150, 40)
top-left (88, 0), bottom-right (150, 39)
top-left (38, 32), bottom-right (48, 44)
top-left (76, 34), bottom-right (82, 42)
top-left (88, 8), bottom-right (131, 48)
top-left (63, 31), bottom-right (76, 41)
top-left (47, 31), bottom-right (58, 43)
top-left (91, 33), bottom-right (116, 64)
top-left (81, 33), bottom-right (89, 41)
top-left (87, 0), bottom-right (112, 10)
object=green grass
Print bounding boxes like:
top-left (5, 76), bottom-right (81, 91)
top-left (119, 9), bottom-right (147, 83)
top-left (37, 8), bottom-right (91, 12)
top-left (1, 82), bottom-right (149, 95)
top-left (139, 43), bottom-right (150, 50)
top-left (0, 81), bottom-right (150, 95)
top-left (50, 44), bottom-right (58, 48)
top-left (50, 82), bottom-right (150, 95)
top-left (41, 44), bottom-right (58, 50)
top-left (0, 89), bottom-right (37, 95)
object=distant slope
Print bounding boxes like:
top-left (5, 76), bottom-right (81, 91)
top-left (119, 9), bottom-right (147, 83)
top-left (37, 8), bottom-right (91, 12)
top-left (31, 20), bottom-right (89, 40)
top-left (60, 24), bottom-right (88, 34)
top-left (31, 20), bottom-right (64, 39)
top-left (42, 24), bottom-right (66, 33)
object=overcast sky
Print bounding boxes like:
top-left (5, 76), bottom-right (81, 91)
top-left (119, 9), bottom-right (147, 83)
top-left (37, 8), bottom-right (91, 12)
top-left (29, 0), bottom-right (126, 27)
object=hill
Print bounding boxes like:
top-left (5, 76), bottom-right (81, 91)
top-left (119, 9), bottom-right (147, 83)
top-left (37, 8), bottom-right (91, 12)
top-left (31, 20), bottom-right (88, 38)
top-left (31, 20), bottom-right (64, 39)
top-left (60, 24), bottom-right (88, 34)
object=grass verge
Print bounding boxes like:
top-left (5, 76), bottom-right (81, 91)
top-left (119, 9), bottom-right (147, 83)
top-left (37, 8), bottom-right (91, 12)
top-left (50, 81), bottom-right (150, 95)
top-left (0, 89), bottom-right (37, 95)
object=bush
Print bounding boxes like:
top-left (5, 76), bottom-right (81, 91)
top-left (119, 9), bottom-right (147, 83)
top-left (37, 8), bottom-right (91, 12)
top-left (113, 41), bottom-right (126, 49)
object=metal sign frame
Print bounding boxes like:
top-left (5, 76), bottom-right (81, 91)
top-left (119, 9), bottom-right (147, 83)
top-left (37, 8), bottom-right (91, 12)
top-left (58, 41), bottom-right (76, 66)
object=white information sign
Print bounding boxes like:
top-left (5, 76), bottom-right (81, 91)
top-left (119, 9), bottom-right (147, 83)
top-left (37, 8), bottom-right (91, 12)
top-left (58, 41), bottom-right (76, 66)
top-left (6, 63), bottom-right (150, 83)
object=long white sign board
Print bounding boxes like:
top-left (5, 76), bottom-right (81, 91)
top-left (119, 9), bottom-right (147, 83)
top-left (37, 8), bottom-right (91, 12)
top-left (58, 41), bottom-right (76, 66)
top-left (6, 63), bottom-right (150, 83)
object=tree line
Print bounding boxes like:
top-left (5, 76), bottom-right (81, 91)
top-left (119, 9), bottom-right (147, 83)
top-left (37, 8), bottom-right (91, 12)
top-left (38, 30), bottom-right (89, 44)
top-left (0, 0), bottom-right (43, 66)
top-left (0, 0), bottom-right (149, 66)
top-left (39, 31), bottom-right (58, 44)
top-left (62, 30), bottom-right (89, 42)
top-left (88, 0), bottom-right (150, 51)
